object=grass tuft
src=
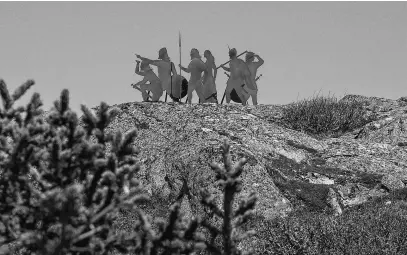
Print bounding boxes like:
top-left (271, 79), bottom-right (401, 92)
top-left (281, 92), bottom-right (376, 137)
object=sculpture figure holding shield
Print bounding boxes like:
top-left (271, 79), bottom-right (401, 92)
top-left (136, 48), bottom-right (187, 102)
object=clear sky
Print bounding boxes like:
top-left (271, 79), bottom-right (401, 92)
top-left (1, 2), bottom-right (406, 113)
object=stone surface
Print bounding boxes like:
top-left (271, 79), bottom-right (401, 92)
top-left (340, 94), bottom-right (407, 145)
top-left (81, 94), bottom-right (407, 253)
top-left (97, 102), bottom-right (310, 221)
top-left (306, 172), bottom-right (335, 185)
top-left (381, 174), bottom-right (406, 191)
top-left (327, 188), bottom-right (342, 216)
top-left (90, 98), bottom-right (407, 213)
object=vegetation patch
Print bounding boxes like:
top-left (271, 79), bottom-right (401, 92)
top-left (354, 172), bottom-right (383, 188)
top-left (281, 92), bottom-right (377, 137)
top-left (381, 187), bottom-right (407, 202)
top-left (286, 139), bottom-right (319, 154)
top-left (270, 154), bottom-right (382, 186)
top-left (273, 179), bottom-right (331, 212)
top-left (269, 154), bottom-right (352, 180)
top-left (268, 154), bottom-right (384, 212)
top-left (250, 195), bottom-right (407, 255)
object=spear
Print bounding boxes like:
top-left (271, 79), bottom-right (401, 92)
top-left (181, 32), bottom-right (190, 104)
top-left (179, 31), bottom-right (182, 100)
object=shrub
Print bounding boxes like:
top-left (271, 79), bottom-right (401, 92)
top-left (0, 79), bottom-right (257, 254)
top-left (281, 92), bottom-right (376, 136)
top-left (0, 79), bottom-right (153, 254)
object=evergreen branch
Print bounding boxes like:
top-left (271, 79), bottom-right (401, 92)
top-left (221, 140), bottom-right (232, 173)
top-left (24, 92), bottom-right (43, 126)
top-left (60, 89), bottom-right (70, 114)
top-left (158, 203), bottom-right (181, 241)
top-left (53, 99), bottom-right (61, 114)
top-left (90, 202), bottom-right (115, 225)
top-left (122, 193), bottom-right (149, 207)
top-left (201, 190), bottom-right (224, 218)
top-left (234, 193), bottom-right (257, 218)
top-left (201, 219), bottom-right (221, 236)
top-left (0, 79), bottom-right (12, 110)
top-left (72, 225), bottom-right (105, 244)
top-left (80, 104), bottom-right (97, 136)
top-left (12, 80), bottom-right (35, 102)
top-left (183, 218), bottom-right (199, 240)
top-left (231, 158), bottom-right (247, 179)
top-left (112, 130), bottom-right (122, 155)
top-left (118, 129), bottom-right (138, 158)
top-left (210, 162), bottom-right (227, 180)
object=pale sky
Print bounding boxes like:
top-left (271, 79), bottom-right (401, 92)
top-left (1, 2), bottom-right (406, 113)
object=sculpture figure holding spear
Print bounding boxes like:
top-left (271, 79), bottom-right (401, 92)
top-left (179, 48), bottom-right (206, 104)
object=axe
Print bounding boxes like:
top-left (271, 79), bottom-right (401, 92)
top-left (131, 84), bottom-right (153, 100)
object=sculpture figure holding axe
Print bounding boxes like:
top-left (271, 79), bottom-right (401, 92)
top-left (219, 48), bottom-right (255, 105)
top-left (224, 71), bottom-right (262, 105)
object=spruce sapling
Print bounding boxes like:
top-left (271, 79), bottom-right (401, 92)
top-left (200, 140), bottom-right (257, 255)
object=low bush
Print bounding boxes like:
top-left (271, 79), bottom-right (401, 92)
top-left (281, 92), bottom-right (376, 137)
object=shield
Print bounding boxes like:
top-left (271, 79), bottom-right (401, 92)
top-left (230, 88), bottom-right (242, 103)
top-left (180, 77), bottom-right (188, 99)
top-left (169, 75), bottom-right (188, 101)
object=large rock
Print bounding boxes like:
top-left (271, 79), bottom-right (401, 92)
top-left (95, 98), bottom-right (407, 209)
top-left (100, 102), bottom-right (329, 221)
top-left (84, 96), bottom-right (407, 253)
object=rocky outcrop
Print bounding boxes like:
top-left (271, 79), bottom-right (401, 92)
top-left (340, 95), bottom-right (407, 146)
top-left (98, 102), bottom-right (317, 221)
top-left (86, 95), bottom-right (407, 252)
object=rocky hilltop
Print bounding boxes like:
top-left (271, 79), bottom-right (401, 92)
top-left (88, 95), bottom-right (407, 251)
